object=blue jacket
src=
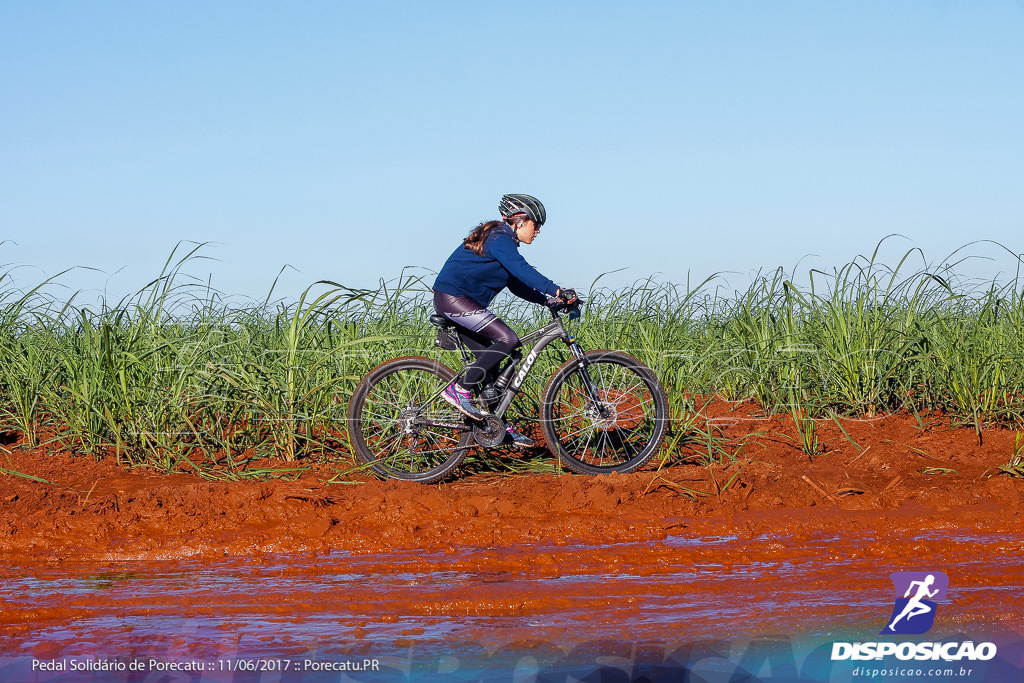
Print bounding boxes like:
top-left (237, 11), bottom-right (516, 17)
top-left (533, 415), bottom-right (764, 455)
top-left (433, 222), bottom-right (560, 307)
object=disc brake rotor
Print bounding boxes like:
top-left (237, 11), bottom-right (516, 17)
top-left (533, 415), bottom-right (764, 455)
top-left (592, 389), bottom-right (645, 431)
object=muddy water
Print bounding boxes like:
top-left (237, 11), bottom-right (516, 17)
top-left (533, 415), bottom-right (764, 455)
top-left (3, 528), bottom-right (1023, 681)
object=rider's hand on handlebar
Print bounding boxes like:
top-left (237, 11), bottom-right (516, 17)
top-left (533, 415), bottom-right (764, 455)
top-left (547, 288), bottom-right (580, 315)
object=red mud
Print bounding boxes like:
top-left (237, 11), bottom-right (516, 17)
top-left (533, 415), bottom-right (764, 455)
top-left (2, 402), bottom-right (1024, 661)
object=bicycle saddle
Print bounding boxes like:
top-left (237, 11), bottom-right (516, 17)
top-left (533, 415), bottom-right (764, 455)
top-left (428, 314), bottom-right (451, 328)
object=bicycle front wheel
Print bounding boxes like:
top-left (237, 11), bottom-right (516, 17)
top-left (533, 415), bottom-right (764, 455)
top-left (540, 350), bottom-right (668, 475)
top-left (347, 356), bottom-right (473, 483)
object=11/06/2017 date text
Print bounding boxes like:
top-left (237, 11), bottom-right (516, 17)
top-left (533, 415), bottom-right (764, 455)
top-left (220, 659), bottom-right (381, 673)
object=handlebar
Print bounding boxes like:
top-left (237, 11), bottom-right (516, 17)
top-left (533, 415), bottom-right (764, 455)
top-left (546, 296), bottom-right (583, 319)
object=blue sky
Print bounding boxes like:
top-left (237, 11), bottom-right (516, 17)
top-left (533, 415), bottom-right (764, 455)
top-left (2, 1), bottom-right (1022, 304)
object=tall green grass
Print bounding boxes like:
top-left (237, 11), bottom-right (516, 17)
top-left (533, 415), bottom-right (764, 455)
top-left (0, 241), bottom-right (1021, 472)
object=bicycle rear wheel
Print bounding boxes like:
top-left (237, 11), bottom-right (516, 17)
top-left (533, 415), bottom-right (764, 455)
top-left (347, 356), bottom-right (472, 483)
top-left (540, 350), bottom-right (668, 475)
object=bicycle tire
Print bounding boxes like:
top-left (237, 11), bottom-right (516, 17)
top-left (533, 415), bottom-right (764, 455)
top-left (347, 356), bottom-right (473, 483)
top-left (540, 350), bottom-right (668, 475)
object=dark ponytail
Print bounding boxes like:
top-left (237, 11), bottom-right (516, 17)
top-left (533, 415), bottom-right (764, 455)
top-left (462, 220), bottom-right (504, 256)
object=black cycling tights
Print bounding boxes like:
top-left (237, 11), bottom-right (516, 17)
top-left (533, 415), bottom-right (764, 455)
top-left (433, 291), bottom-right (519, 389)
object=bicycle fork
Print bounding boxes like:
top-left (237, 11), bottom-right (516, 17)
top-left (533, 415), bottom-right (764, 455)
top-left (566, 336), bottom-right (612, 419)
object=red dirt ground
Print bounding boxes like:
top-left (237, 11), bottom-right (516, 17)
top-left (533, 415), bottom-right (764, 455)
top-left (2, 401), bottom-right (1023, 663)
top-left (1, 402), bottom-right (1022, 559)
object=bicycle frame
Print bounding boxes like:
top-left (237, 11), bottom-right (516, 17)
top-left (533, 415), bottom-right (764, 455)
top-left (491, 314), bottom-right (575, 417)
top-left (425, 306), bottom-right (599, 428)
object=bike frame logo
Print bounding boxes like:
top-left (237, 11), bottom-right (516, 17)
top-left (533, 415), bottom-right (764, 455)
top-left (881, 571), bottom-right (949, 635)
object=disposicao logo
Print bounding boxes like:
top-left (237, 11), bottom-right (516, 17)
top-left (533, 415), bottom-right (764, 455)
top-left (831, 571), bottom-right (998, 663)
top-left (881, 571), bottom-right (949, 635)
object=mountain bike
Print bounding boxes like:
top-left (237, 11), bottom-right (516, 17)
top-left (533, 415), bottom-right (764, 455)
top-left (346, 296), bottom-right (668, 483)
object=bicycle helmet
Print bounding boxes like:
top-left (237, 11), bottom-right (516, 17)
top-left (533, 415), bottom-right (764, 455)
top-left (499, 194), bottom-right (546, 227)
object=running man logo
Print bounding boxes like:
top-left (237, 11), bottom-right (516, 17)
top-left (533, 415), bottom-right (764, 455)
top-left (881, 571), bottom-right (949, 635)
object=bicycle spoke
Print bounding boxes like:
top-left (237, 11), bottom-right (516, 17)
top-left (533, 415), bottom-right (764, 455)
top-left (350, 359), bottom-right (471, 482)
top-left (543, 354), bottom-right (666, 472)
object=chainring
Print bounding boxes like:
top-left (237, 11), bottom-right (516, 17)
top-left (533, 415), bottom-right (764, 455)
top-left (472, 415), bottom-right (507, 448)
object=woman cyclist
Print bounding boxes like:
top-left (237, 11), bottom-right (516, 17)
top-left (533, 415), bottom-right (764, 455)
top-left (433, 193), bottom-right (577, 447)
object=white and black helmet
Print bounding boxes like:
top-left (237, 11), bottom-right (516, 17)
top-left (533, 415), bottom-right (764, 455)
top-left (499, 194), bottom-right (546, 226)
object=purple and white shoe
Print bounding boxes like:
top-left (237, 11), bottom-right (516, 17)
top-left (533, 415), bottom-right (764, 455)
top-left (442, 383), bottom-right (488, 420)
